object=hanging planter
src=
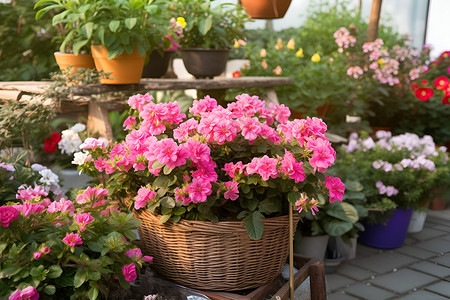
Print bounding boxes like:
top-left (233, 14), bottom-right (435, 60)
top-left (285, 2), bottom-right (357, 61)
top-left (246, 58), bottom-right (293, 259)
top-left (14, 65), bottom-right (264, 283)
top-left (180, 48), bottom-right (229, 79)
top-left (240, 0), bottom-right (292, 19)
top-left (54, 52), bottom-right (95, 72)
top-left (91, 45), bottom-right (146, 84)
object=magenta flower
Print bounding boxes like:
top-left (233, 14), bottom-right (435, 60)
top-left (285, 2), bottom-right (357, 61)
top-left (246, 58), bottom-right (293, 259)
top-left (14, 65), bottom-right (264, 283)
top-left (280, 150), bottom-right (305, 183)
top-left (134, 187), bottom-right (157, 210)
top-left (122, 263), bottom-right (137, 282)
top-left (0, 206), bottom-right (19, 228)
top-left (16, 184), bottom-right (48, 201)
top-left (307, 138), bottom-right (336, 173)
top-left (33, 252), bottom-right (42, 259)
top-left (240, 117), bottom-right (262, 141)
top-left (9, 286), bottom-right (39, 300)
top-left (75, 213), bottom-right (95, 231)
top-left (224, 181), bottom-right (239, 200)
top-left (128, 93), bottom-right (153, 111)
top-left (254, 156), bottom-right (278, 181)
top-left (154, 138), bottom-right (189, 169)
top-left (19, 203), bottom-right (45, 217)
top-left (125, 248), bottom-right (143, 259)
top-left (76, 186), bottom-right (109, 204)
top-left (173, 118), bottom-right (199, 141)
top-left (62, 233), bottom-right (83, 247)
top-left (189, 96), bottom-right (218, 117)
top-left (222, 161), bottom-right (245, 178)
top-left (188, 178), bottom-right (212, 203)
top-left (325, 176), bottom-right (345, 203)
top-left (123, 116), bottom-right (136, 130)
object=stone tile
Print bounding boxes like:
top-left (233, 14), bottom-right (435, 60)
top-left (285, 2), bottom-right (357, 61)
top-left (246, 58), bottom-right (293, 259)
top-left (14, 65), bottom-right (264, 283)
top-left (349, 251), bottom-right (418, 274)
top-left (327, 291), bottom-right (359, 300)
top-left (344, 283), bottom-right (394, 300)
top-left (432, 227), bottom-right (450, 234)
top-left (408, 227), bottom-right (448, 241)
top-left (325, 273), bottom-right (356, 293)
top-left (409, 261), bottom-right (450, 278)
top-left (425, 281), bottom-right (450, 297)
top-left (370, 269), bottom-right (438, 294)
top-left (355, 243), bottom-right (382, 257)
top-left (336, 263), bottom-right (375, 281)
top-left (414, 238), bottom-right (450, 253)
top-left (396, 290), bottom-right (450, 300)
top-left (432, 253), bottom-right (450, 267)
top-left (395, 245), bottom-right (438, 259)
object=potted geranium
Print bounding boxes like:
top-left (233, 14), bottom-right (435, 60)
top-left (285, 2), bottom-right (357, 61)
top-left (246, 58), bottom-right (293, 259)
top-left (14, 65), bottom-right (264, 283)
top-left (76, 92), bottom-right (345, 291)
top-left (34, 0), bottom-right (96, 71)
top-left (333, 130), bottom-right (447, 248)
top-left (173, 0), bottom-right (249, 78)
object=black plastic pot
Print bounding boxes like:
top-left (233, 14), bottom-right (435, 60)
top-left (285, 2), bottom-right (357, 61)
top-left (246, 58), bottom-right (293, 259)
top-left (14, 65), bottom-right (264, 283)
top-left (141, 50), bottom-right (172, 78)
top-left (180, 48), bottom-right (229, 79)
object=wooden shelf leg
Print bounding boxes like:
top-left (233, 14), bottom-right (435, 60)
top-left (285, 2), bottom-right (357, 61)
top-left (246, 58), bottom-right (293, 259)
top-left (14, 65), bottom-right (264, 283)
top-left (87, 101), bottom-right (113, 143)
top-left (266, 88), bottom-right (280, 105)
top-left (310, 260), bottom-right (327, 300)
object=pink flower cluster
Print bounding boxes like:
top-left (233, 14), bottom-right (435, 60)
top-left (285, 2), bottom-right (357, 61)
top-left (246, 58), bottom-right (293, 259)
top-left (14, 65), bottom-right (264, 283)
top-left (9, 286), bottom-right (39, 300)
top-left (333, 27), bottom-right (356, 51)
top-left (81, 93), bottom-right (345, 214)
top-left (376, 181), bottom-right (399, 197)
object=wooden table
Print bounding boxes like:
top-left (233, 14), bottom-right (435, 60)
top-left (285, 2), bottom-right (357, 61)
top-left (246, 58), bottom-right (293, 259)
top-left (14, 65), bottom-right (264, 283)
top-left (0, 77), bottom-right (293, 142)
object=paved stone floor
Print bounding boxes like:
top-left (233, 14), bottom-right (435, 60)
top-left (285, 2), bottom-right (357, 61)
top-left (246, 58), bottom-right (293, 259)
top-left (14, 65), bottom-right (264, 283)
top-left (326, 208), bottom-right (450, 300)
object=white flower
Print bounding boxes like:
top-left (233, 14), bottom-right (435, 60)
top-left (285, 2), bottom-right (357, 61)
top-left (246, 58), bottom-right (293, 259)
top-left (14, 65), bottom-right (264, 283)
top-left (39, 169), bottom-right (60, 186)
top-left (362, 137), bottom-right (375, 150)
top-left (72, 151), bottom-right (92, 166)
top-left (59, 131), bottom-right (83, 155)
top-left (70, 123), bottom-right (86, 133)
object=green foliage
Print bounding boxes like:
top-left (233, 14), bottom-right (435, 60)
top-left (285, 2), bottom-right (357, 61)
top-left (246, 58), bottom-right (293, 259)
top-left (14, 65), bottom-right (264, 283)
top-left (175, 0), bottom-right (249, 49)
top-left (0, 0), bottom-right (58, 81)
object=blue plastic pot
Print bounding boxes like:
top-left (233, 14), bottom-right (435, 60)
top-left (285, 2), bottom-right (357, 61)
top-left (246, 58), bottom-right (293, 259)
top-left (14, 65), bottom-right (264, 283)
top-left (358, 208), bottom-right (413, 249)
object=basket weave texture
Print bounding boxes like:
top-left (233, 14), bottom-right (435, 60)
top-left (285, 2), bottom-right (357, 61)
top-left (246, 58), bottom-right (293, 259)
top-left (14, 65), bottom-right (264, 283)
top-left (135, 209), bottom-right (299, 291)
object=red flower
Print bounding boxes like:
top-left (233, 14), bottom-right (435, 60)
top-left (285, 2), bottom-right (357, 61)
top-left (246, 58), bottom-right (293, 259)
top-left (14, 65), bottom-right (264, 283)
top-left (442, 90), bottom-right (450, 105)
top-left (433, 76), bottom-right (449, 90)
top-left (232, 71), bottom-right (241, 78)
top-left (414, 87), bottom-right (434, 102)
top-left (421, 80), bottom-right (428, 85)
top-left (43, 132), bottom-right (61, 153)
top-left (439, 51), bottom-right (450, 59)
top-left (410, 82), bottom-right (419, 91)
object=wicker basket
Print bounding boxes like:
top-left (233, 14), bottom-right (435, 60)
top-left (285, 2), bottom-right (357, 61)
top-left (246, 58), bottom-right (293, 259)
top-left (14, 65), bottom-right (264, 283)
top-left (135, 208), bottom-right (299, 291)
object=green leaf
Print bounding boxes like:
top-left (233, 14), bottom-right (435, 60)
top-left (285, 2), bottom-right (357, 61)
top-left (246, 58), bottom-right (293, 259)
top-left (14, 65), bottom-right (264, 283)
top-left (153, 175), bottom-right (169, 188)
top-left (74, 269), bottom-right (87, 288)
top-left (259, 198), bottom-right (281, 213)
top-left (109, 20), bottom-right (121, 33)
top-left (199, 15), bottom-right (213, 35)
top-left (152, 160), bottom-right (165, 169)
top-left (72, 40), bottom-right (89, 56)
top-left (0, 267), bottom-right (22, 278)
top-left (159, 214), bottom-right (171, 223)
top-left (30, 265), bottom-right (46, 281)
top-left (163, 165), bottom-right (173, 175)
top-left (323, 220), bottom-right (353, 236)
top-left (88, 286), bottom-right (99, 300)
top-left (83, 22), bottom-right (94, 39)
top-left (287, 191), bottom-right (302, 206)
top-left (47, 265), bottom-right (63, 279)
top-left (161, 196), bottom-right (175, 208)
top-left (0, 242), bottom-right (7, 254)
top-left (88, 242), bottom-right (103, 253)
top-left (44, 285), bottom-right (56, 295)
top-left (244, 211), bottom-right (265, 240)
top-left (124, 17), bottom-right (137, 30)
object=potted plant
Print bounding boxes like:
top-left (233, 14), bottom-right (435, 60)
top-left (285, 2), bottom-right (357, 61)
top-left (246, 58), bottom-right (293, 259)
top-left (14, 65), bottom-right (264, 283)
top-left (240, 0), bottom-right (292, 19)
top-left (0, 156), bottom-right (150, 299)
top-left (82, 0), bottom-right (167, 84)
top-left (76, 92), bottom-right (345, 291)
top-left (333, 130), bottom-right (446, 248)
top-left (34, 0), bottom-right (95, 71)
top-left (174, 0), bottom-right (249, 78)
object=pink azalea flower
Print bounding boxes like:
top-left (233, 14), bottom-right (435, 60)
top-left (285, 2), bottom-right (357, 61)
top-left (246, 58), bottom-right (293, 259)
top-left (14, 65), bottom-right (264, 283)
top-left (125, 248), bottom-right (143, 259)
top-left (307, 138), bottom-right (336, 173)
top-left (240, 117), bottom-right (262, 141)
top-left (62, 233), bottom-right (83, 247)
top-left (75, 213), bottom-right (95, 231)
top-left (189, 96), bottom-right (217, 116)
top-left (47, 198), bottom-right (75, 215)
top-left (40, 246), bottom-right (51, 254)
top-left (181, 138), bottom-right (211, 164)
top-left (128, 93), bottom-right (153, 111)
top-left (143, 256), bottom-right (153, 262)
top-left (134, 187), bottom-right (157, 210)
top-left (222, 161), bottom-right (245, 178)
top-left (76, 186), bottom-right (109, 204)
top-left (0, 206), bottom-right (20, 227)
top-left (188, 178), bottom-right (212, 203)
top-left (269, 103), bottom-right (290, 124)
top-left (20, 203), bottom-right (45, 217)
top-left (122, 263), bottom-right (137, 282)
top-left (94, 158), bottom-right (109, 172)
top-left (279, 150), bottom-right (306, 183)
top-left (9, 286), bottom-right (39, 300)
top-left (123, 116), bottom-right (136, 130)
top-left (33, 252), bottom-right (42, 259)
top-left (325, 176), bottom-right (345, 203)
top-left (173, 118), bottom-right (198, 141)
top-left (80, 137), bottom-right (108, 150)
top-left (125, 129), bottom-right (151, 153)
top-left (154, 138), bottom-right (189, 169)
top-left (224, 181), bottom-right (239, 200)
top-left (16, 184), bottom-right (48, 201)
top-left (255, 156), bottom-right (278, 181)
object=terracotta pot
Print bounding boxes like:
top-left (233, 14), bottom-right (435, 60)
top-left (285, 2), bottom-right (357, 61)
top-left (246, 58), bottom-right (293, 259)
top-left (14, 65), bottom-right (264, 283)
top-left (180, 48), bottom-right (229, 79)
top-left (241, 0), bottom-right (292, 19)
top-left (91, 45), bottom-right (145, 84)
top-left (431, 196), bottom-right (447, 210)
top-left (141, 50), bottom-right (172, 78)
top-left (54, 52), bottom-right (95, 72)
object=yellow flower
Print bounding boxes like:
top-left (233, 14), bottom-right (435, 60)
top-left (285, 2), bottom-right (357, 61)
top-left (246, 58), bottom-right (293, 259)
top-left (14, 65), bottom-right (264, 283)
top-left (378, 58), bottom-right (384, 65)
top-left (177, 17), bottom-right (186, 29)
top-left (275, 38), bottom-right (283, 50)
top-left (295, 48), bottom-right (304, 57)
top-left (287, 39), bottom-right (295, 50)
top-left (260, 49), bottom-right (267, 58)
top-left (311, 53), bottom-right (321, 62)
top-left (234, 39), bottom-right (247, 48)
